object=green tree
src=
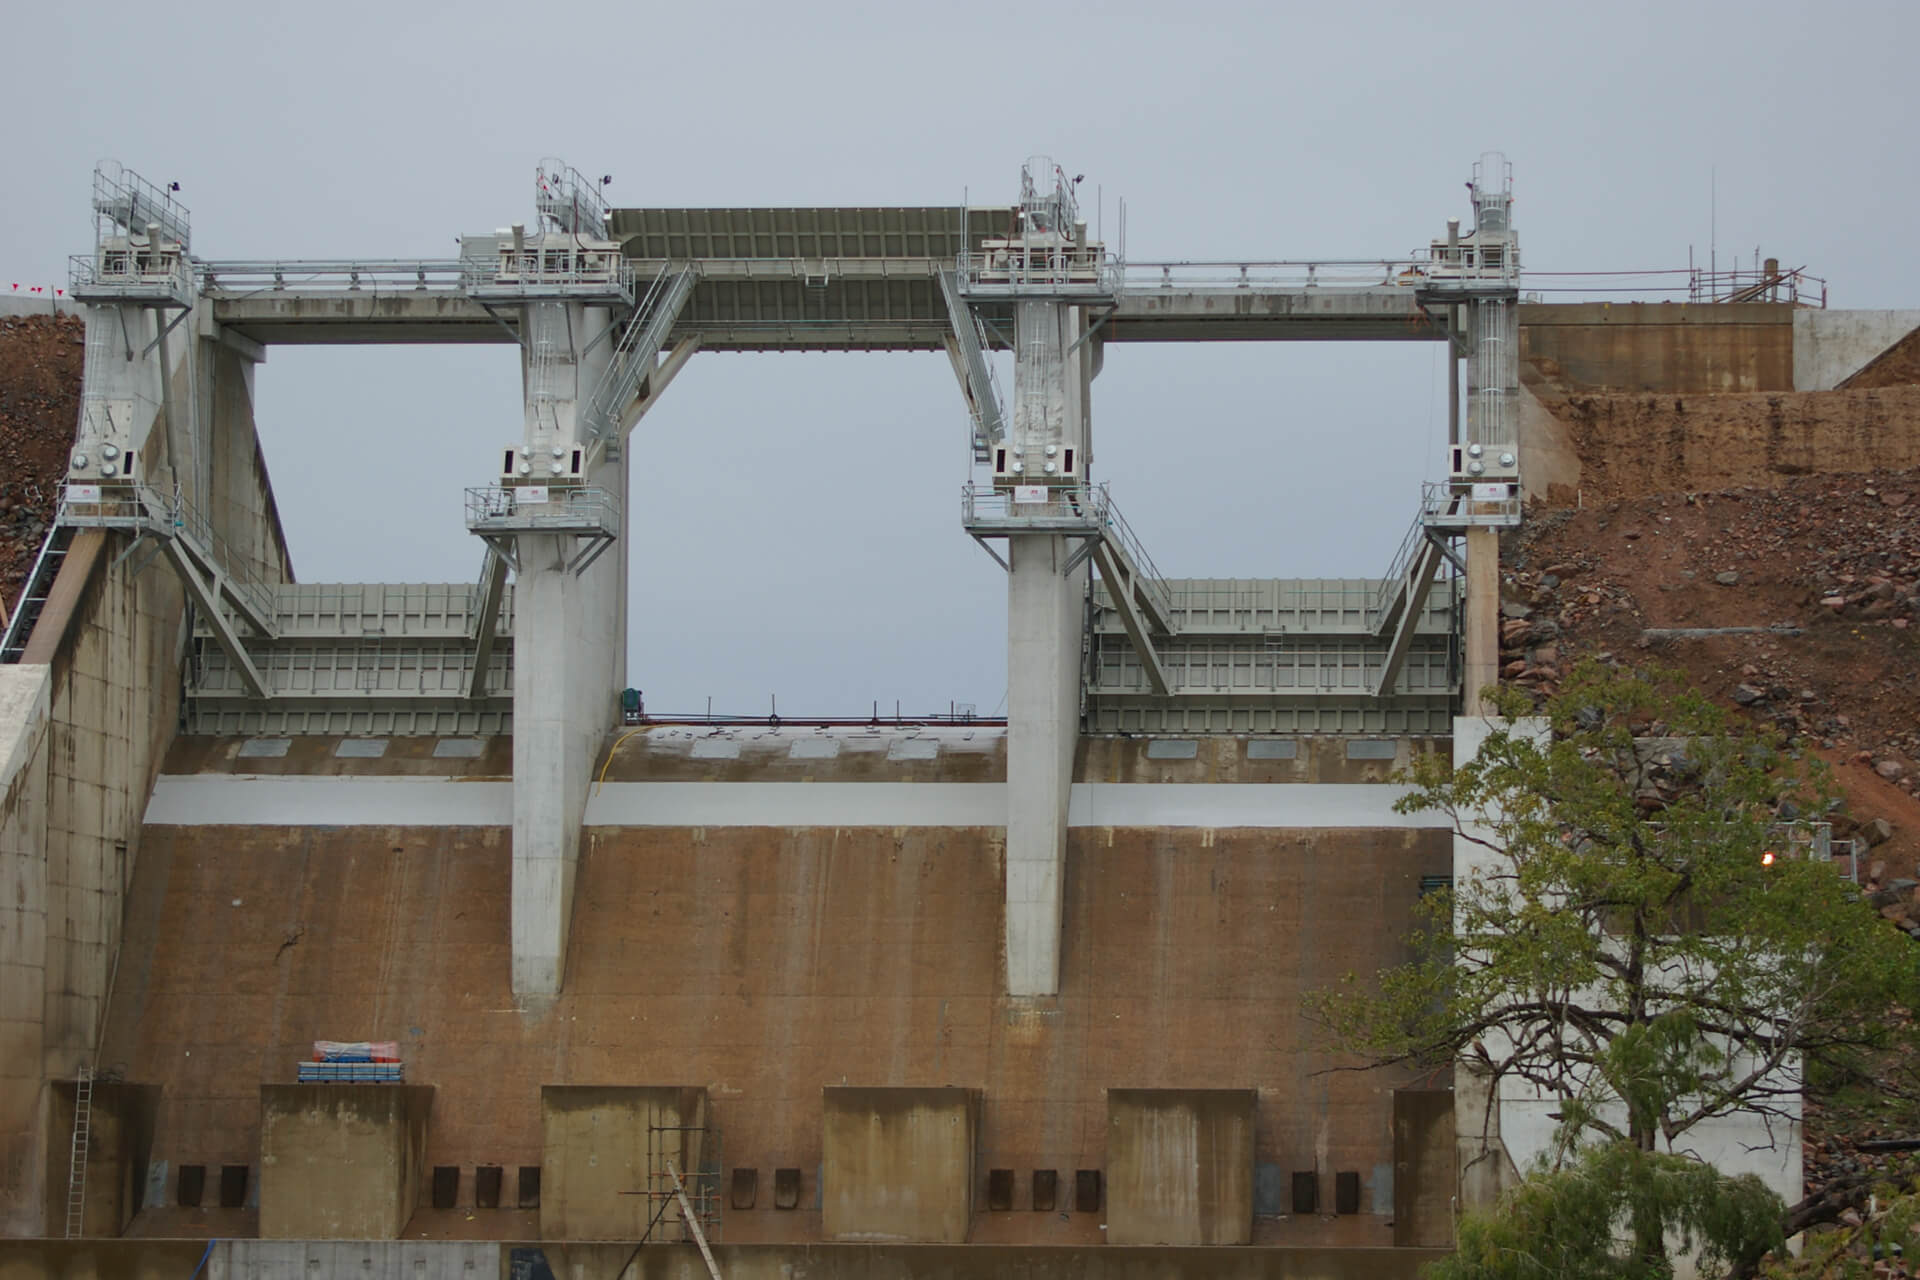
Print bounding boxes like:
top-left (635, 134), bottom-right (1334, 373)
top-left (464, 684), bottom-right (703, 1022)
top-left (1428, 1136), bottom-right (1784, 1280)
top-left (1306, 664), bottom-right (1919, 1266)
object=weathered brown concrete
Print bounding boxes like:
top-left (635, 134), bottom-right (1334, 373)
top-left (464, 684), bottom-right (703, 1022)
top-left (0, 1239), bottom-right (1450, 1279)
top-left (1520, 302), bottom-right (1794, 394)
top-left (258, 1084), bottom-right (432, 1239)
top-left (1531, 384), bottom-right (1920, 499)
top-left (598, 730), bottom-right (1007, 783)
top-left (43, 1082), bottom-right (157, 1238)
top-left (101, 813), bottom-right (1446, 1246)
top-left (540, 1086), bottom-right (708, 1241)
top-left (162, 734), bottom-right (514, 778)
top-left (1077, 735), bottom-right (1442, 783)
top-left (1391, 1090), bottom-right (1454, 1248)
top-left (1106, 1089), bottom-right (1254, 1246)
top-left (822, 1087), bottom-right (977, 1243)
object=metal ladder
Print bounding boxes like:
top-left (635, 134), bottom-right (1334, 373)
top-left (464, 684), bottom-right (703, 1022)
top-left (1, 524), bottom-right (76, 663)
top-left (65, 1066), bottom-right (92, 1238)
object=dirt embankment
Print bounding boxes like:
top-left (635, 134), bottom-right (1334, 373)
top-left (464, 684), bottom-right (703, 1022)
top-left (0, 314), bottom-right (84, 620)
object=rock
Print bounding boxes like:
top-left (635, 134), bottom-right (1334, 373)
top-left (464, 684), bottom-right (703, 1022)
top-left (1883, 491), bottom-right (1911, 508)
top-left (1869, 859), bottom-right (1888, 887)
top-left (1539, 573), bottom-right (1561, 590)
top-left (1543, 563), bottom-right (1580, 579)
top-left (1501, 618), bottom-right (1531, 645)
top-left (1732, 683), bottom-right (1767, 706)
top-left (1500, 601), bottom-right (1533, 620)
top-left (1822, 595), bottom-right (1847, 610)
top-left (1865, 818), bottom-right (1896, 847)
top-left (1876, 759), bottom-right (1908, 782)
top-left (1715, 571), bottom-right (1741, 586)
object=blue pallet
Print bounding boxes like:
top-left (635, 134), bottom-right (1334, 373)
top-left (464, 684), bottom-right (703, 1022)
top-left (297, 1063), bottom-right (405, 1083)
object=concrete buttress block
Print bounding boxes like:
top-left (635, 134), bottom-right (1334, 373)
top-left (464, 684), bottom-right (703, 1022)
top-left (1106, 1088), bottom-right (1255, 1245)
top-left (540, 1086), bottom-right (709, 1241)
top-left (259, 1085), bottom-right (433, 1239)
top-left (822, 1086), bottom-right (978, 1243)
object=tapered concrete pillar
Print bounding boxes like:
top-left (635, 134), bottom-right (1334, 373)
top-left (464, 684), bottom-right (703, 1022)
top-left (511, 302), bottom-right (626, 997)
top-left (1004, 301), bottom-right (1092, 996)
top-left (1463, 527), bottom-right (1499, 715)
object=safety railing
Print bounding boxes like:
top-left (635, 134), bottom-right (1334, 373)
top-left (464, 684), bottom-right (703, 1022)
top-left (461, 248), bottom-right (636, 301)
top-left (963, 482), bottom-right (1174, 626)
top-left (58, 483), bottom-right (278, 625)
top-left (955, 246), bottom-right (1120, 296)
top-left (91, 161), bottom-right (190, 248)
top-left (1121, 258), bottom-right (1433, 292)
top-left (1372, 504), bottom-right (1435, 624)
top-left (1420, 479), bottom-right (1522, 529)
top-left (1689, 265), bottom-right (1827, 308)
top-left (962, 481), bottom-right (1108, 530)
top-left (69, 252), bottom-right (194, 304)
top-left (196, 259), bottom-right (468, 294)
top-left (581, 267), bottom-right (696, 444)
top-left (536, 158), bottom-right (611, 236)
top-left (465, 485), bottom-right (620, 538)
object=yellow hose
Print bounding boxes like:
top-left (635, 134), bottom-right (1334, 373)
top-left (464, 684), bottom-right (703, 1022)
top-left (595, 726), bottom-right (648, 794)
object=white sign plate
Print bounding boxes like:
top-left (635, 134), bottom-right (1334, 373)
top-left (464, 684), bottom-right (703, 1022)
top-left (67, 485), bottom-right (102, 502)
top-left (1012, 485), bottom-right (1050, 505)
top-left (516, 486), bottom-right (550, 505)
top-left (1471, 482), bottom-right (1508, 501)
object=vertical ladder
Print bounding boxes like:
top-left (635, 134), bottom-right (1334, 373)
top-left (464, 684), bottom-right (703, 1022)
top-left (1, 525), bottom-right (76, 663)
top-left (65, 1066), bottom-right (92, 1239)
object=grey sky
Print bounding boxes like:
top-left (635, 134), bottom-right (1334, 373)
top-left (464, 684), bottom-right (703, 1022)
top-left (6, 0), bottom-right (1916, 716)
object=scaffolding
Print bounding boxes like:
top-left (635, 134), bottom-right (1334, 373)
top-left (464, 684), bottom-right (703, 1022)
top-left (640, 1122), bottom-right (721, 1247)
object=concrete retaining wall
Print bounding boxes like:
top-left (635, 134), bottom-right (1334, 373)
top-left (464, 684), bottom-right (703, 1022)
top-left (1520, 302), bottom-right (1794, 394)
top-left (1793, 310), bottom-right (1920, 390)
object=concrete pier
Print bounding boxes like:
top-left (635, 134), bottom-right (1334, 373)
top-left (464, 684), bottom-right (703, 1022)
top-left (509, 301), bottom-right (626, 997)
top-left (1003, 301), bottom-right (1094, 996)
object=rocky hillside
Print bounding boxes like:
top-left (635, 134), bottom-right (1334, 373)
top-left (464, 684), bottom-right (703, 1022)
top-left (0, 313), bottom-right (84, 624)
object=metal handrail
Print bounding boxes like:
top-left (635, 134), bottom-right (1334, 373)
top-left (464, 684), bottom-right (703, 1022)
top-left (1421, 480), bottom-right (1522, 528)
top-left (465, 485), bottom-right (620, 536)
top-left (461, 249), bottom-right (635, 296)
top-left (58, 483), bottom-right (278, 624)
top-left (1372, 505), bottom-right (1434, 623)
top-left (1123, 258), bottom-right (1434, 291)
top-left (69, 252), bottom-right (194, 298)
top-left (963, 482), bottom-right (1174, 624)
top-left (582, 267), bottom-right (695, 445)
top-left (92, 161), bottom-right (190, 248)
top-left (197, 259), bottom-right (468, 293)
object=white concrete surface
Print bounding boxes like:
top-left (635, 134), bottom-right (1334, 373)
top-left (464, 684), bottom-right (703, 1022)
top-left (509, 301), bottom-right (624, 998)
top-left (1003, 298), bottom-right (1095, 997)
top-left (1794, 309), bottom-right (1920, 389)
top-left (143, 774), bottom-right (1446, 830)
top-left (144, 775), bottom-right (514, 826)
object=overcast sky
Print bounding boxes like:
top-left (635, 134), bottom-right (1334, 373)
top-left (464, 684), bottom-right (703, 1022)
top-left (6, 0), bottom-right (1916, 717)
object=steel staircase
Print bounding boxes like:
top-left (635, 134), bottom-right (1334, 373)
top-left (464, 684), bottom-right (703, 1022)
top-left (1, 525), bottom-right (76, 663)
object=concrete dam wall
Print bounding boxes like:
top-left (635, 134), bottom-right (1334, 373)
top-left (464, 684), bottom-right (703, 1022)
top-left (95, 729), bottom-right (1450, 1248)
